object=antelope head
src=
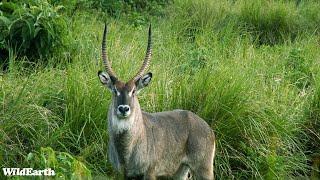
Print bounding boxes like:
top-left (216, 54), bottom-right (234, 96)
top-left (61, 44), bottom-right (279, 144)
top-left (98, 24), bottom-right (152, 119)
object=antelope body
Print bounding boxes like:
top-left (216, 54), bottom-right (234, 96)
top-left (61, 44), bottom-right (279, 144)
top-left (98, 24), bottom-right (216, 180)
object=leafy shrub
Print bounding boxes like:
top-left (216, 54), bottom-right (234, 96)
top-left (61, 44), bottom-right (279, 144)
top-left (0, 0), bottom-right (69, 66)
top-left (27, 147), bottom-right (92, 179)
top-left (50, 0), bottom-right (78, 15)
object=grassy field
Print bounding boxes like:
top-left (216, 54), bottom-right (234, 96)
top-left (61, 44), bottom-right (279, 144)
top-left (1, 0), bottom-right (320, 179)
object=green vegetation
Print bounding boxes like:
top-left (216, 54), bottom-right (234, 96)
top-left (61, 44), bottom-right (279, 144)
top-left (27, 147), bottom-right (92, 179)
top-left (0, 1), bottom-right (70, 65)
top-left (1, 0), bottom-right (319, 179)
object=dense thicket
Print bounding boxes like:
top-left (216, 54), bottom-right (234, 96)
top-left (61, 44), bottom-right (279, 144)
top-left (0, 0), bottom-right (70, 72)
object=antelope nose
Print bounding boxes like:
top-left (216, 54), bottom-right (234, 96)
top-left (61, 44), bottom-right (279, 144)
top-left (118, 105), bottom-right (130, 114)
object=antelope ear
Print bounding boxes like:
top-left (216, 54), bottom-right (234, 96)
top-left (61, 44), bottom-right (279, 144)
top-left (136, 72), bottom-right (152, 91)
top-left (98, 71), bottom-right (114, 91)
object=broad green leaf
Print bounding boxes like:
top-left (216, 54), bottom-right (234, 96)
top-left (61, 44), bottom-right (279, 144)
top-left (0, 16), bottom-right (11, 26)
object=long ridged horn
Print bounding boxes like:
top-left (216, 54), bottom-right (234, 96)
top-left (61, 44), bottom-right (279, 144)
top-left (133, 24), bottom-right (152, 81)
top-left (102, 23), bottom-right (117, 78)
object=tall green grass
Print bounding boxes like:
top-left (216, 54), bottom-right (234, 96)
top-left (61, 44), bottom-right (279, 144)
top-left (1, 0), bottom-right (320, 179)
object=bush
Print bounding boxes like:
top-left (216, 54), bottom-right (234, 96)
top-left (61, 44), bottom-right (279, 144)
top-left (0, 0), bottom-right (69, 67)
top-left (23, 147), bottom-right (92, 179)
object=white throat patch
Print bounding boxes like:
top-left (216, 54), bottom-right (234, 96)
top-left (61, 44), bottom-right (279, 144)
top-left (110, 112), bottom-right (134, 134)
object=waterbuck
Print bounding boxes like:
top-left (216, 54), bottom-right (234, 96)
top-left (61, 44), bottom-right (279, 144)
top-left (97, 24), bottom-right (216, 180)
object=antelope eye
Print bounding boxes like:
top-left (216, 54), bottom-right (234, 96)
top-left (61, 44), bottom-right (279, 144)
top-left (132, 89), bottom-right (136, 94)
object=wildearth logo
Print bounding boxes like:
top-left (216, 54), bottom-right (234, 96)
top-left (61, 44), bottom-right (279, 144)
top-left (3, 168), bottom-right (55, 176)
